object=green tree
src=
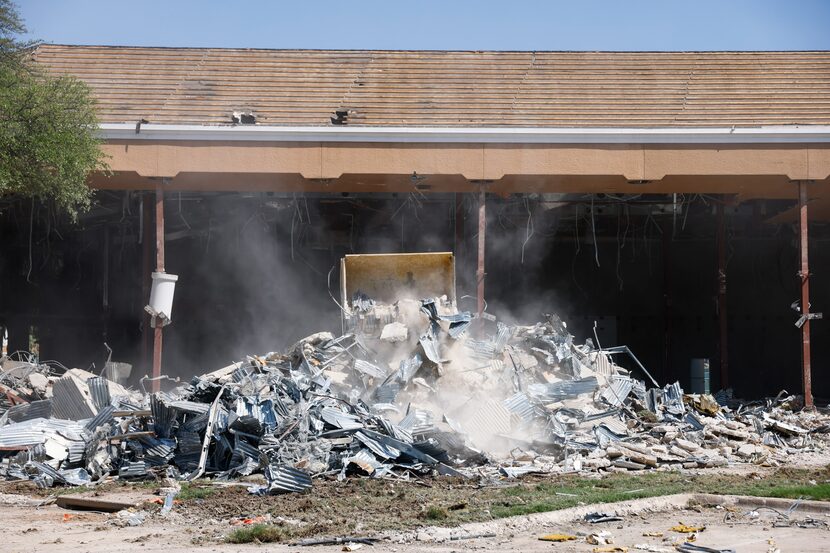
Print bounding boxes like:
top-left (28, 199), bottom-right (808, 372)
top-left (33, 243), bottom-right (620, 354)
top-left (0, 0), bottom-right (105, 216)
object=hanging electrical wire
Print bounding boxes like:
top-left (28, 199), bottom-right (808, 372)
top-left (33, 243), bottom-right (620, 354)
top-left (26, 197), bottom-right (34, 283)
top-left (520, 196), bottom-right (534, 264)
top-left (571, 203), bottom-right (587, 298)
top-left (590, 194), bottom-right (600, 267)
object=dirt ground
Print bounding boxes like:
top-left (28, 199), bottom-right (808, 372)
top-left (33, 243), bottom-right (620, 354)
top-left (2, 489), bottom-right (829, 553)
top-left (1, 459), bottom-right (829, 553)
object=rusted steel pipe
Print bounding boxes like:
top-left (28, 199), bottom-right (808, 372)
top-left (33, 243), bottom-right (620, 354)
top-left (798, 180), bottom-right (813, 408)
top-left (152, 183), bottom-right (165, 393)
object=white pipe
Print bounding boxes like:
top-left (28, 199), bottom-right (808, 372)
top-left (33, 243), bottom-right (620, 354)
top-left (100, 123), bottom-right (830, 144)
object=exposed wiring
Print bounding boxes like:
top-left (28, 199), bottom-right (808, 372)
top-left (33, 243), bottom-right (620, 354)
top-left (326, 264), bottom-right (349, 317)
top-left (26, 197), bottom-right (34, 283)
top-left (592, 320), bottom-right (603, 350)
top-left (681, 193), bottom-right (692, 231)
top-left (290, 202), bottom-right (298, 261)
top-left (672, 192), bottom-right (678, 238)
top-left (177, 192), bottom-right (192, 230)
top-left (571, 204), bottom-right (587, 298)
top-left (520, 197), bottom-right (534, 264)
top-left (591, 195), bottom-right (600, 267)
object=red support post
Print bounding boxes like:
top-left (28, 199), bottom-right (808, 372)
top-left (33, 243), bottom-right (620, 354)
top-left (798, 180), bottom-right (813, 408)
top-left (152, 183), bottom-right (165, 393)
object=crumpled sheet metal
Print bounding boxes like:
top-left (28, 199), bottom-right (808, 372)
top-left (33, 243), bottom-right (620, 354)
top-left (3, 294), bottom-right (830, 492)
top-left (5, 399), bottom-right (52, 423)
top-left (504, 392), bottom-right (536, 423)
top-left (250, 464), bottom-right (313, 495)
top-left (51, 376), bottom-right (97, 420)
top-left (527, 376), bottom-right (599, 402)
top-left (87, 377), bottom-right (112, 411)
top-left (600, 376), bottom-right (634, 408)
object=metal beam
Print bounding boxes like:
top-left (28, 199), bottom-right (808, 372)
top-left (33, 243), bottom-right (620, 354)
top-left (476, 188), bottom-right (486, 320)
top-left (152, 183), bottom-right (165, 393)
top-left (798, 180), bottom-right (813, 408)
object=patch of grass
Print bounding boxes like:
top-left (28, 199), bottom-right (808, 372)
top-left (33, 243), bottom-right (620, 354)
top-left (425, 505), bottom-right (448, 520)
top-left (489, 472), bottom-right (686, 518)
top-left (178, 482), bottom-right (217, 501)
top-left (226, 524), bottom-right (291, 544)
top-left (488, 468), bottom-right (830, 519)
top-left (752, 483), bottom-right (830, 501)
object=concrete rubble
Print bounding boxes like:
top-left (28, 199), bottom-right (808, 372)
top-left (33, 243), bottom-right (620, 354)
top-left (1, 294), bottom-right (829, 492)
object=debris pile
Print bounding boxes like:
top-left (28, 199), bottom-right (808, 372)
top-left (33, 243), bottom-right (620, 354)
top-left (1, 295), bottom-right (829, 491)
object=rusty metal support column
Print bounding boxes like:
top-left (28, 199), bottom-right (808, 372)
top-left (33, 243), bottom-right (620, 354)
top-left (798, 180), bottom-right (813, 407)
top-left (717, 199), bottom-right (729, 390)
top-left (476, 187), bottom-right (486, 319)
top-left (152, 183), bottom-right (165, 393)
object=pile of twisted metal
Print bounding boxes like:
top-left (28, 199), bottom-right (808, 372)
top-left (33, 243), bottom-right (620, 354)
top-left (1, 295), bottom-right (829, 493)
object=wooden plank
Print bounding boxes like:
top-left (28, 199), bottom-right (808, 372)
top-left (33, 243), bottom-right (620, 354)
top-left (56, 495), bottom-right (138, 512)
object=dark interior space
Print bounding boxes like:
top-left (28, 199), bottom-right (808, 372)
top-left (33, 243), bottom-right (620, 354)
top-left (1, 190), bottom-right (826, 398)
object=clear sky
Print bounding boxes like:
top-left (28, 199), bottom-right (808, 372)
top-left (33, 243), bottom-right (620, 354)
top-left (16, 0), bottom-right (830, 51)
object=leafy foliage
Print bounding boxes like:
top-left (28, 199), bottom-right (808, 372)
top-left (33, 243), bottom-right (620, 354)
top-left (0, 0), bottom-right (105, 216)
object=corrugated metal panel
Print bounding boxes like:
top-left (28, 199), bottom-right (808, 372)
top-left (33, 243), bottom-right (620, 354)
top-left (353, 359), bottom-right (386, 379)
top-left (503, 392), bottom-right (536, 423)
top-left (465, 399), bottom-right (512, 436)
top-left (399, 409), bottom-right (434, 434)
top-left (345, 448), bottom-right (384, 475)
top-left (6, 399), bottom-right (52, 423)
top-left (493, 323), bottom-right (513, 354)
top-left (264, 464), bottom-right (312, 493)
top-left (33, 46), bottom-right (830, 127)
top-left (527, 376), bottom-right (599, 402)
top-left (52, 376), bottom-right (97, 420)
top-left (168, 400), bottom-right (211, 415)
top-left (0, 418), bottom-right (85, 447)
top-left (355, 430), bottom-right (401, 459)
top-left (87, 377), bottom-right (112, 411)
top-left (465, 339), bottom-right (497, 359)
top-left (599, 376), bottom-right (634, 407)
top-left (85, 404), bottom-right (115, 431)
top-left (235, 397), bottom-right (278, 429)
top-left (233, 438), bottom-right (260, 460)
top-left (150, 394), bottom-right (176, 438)
top-left (119, 461), bottom-right (148, 477)
top-left (319, 406), bottom-right (363, 430)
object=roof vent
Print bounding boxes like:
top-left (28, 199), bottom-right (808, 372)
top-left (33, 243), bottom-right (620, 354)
top-left (331, 109), bottom-right (352, 125)
top-left (232, 111), bottom-right (256, 125)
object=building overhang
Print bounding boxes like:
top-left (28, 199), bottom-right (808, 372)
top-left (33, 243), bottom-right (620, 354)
top-left (92, 123), bottom-right (830, 206)
top-left (101, 123), bottom-right (830, 145)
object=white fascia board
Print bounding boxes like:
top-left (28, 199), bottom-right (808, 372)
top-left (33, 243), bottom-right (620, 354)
top-left (100, 123), bottom-right (830, 144)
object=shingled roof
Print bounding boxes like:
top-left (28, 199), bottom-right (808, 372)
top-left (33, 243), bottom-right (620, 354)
top-left (34, 45), bottom-right (830, 128)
